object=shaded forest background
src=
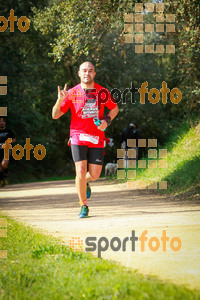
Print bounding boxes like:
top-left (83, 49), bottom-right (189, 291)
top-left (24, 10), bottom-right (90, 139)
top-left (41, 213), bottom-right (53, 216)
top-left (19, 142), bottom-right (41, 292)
top-left (0, 0), bottom-right (199, 182)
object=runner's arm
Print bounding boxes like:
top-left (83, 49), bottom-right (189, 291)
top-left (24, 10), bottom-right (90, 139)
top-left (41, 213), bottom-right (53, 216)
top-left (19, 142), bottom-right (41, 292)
top-left (106, 105), bottom-right (119, 121)
top-left (52, 84), bottom-right (68, 119)
top-left (52, 99), bottom-right (65, 119)
top-left (98, 105), bottom-right (119, 131)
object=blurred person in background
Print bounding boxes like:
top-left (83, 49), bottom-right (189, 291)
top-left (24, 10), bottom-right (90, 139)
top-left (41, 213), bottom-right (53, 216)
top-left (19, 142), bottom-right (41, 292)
top-left (0, 117), bottom-right (16, 187)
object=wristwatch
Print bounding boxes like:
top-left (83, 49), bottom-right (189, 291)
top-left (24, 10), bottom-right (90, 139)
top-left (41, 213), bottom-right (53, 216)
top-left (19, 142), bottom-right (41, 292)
top-left (103, 115), bottom-right (111, 126)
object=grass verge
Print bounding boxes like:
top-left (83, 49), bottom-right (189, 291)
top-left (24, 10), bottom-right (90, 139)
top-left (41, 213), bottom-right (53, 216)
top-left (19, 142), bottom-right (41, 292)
top-left (127, 122), bottom-right (200, 197)
top-left (0, 214), bottom-right (200, 299)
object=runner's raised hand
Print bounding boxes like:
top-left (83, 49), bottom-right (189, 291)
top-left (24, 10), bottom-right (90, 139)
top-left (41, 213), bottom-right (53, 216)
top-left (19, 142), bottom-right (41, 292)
top-left (58, 84), bottom-right (68, 101)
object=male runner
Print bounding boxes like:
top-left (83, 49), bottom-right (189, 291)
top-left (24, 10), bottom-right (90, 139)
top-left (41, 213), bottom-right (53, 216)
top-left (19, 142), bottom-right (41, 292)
top-left (52, 61), bottom-right (119, 218)
top-left (0, 117), bottom-right (16, 186)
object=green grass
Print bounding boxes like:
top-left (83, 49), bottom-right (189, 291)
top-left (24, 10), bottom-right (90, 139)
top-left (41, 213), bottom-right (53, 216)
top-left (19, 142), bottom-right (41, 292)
top-left (129, 122), bottom-right (200, 196)
top-left (0, 214), bottom-right (200, 299)
top-left (10, 172), bottom-right (107, 185)
top-left (35, 172), bottom-right (106, 183)
top-left (24, 175), bottom-right (75, 183)
top-left (9, 173), bottom-right (76, 185)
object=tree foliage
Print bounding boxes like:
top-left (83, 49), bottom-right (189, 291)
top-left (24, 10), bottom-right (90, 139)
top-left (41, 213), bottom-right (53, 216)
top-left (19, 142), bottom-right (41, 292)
top-left (0, 0), bottom-right (199, 182)
top-left (32, 0), bottom-right (128, 62)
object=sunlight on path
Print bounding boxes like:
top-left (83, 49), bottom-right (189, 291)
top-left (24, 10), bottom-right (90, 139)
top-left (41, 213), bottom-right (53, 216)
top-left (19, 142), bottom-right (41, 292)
top-left (0, 179), bottom-right (200, 290)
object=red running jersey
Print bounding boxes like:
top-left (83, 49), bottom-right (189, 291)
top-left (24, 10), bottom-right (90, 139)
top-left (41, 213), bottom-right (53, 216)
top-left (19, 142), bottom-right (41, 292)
top-left (60, 82), bottom-right (117, 138)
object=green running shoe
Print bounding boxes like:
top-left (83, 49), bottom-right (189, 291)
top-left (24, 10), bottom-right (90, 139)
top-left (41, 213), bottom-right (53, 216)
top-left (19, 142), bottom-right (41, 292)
top-left (87, 183), bottom-right (91, 199)
top-left (78, 205), bottom-right (89, 218)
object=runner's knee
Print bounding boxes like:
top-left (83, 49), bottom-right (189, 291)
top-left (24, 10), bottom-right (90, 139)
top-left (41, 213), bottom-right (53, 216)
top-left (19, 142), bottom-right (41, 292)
top-left (76, 165), bottom-right (87, 180)
top-left (89, 171), bottom-right (101, 181)
top-left (2, 160), bottom-right (9, 169)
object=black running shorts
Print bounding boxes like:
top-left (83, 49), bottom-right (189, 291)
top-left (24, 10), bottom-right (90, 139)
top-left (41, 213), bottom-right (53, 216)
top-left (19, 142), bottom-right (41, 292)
top-left (71, 145), bottom-right (104, 165)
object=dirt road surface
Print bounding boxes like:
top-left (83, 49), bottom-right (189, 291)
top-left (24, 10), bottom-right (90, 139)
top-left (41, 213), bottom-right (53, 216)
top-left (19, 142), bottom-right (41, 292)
top-left (0, 179), bottom-right (200, 290)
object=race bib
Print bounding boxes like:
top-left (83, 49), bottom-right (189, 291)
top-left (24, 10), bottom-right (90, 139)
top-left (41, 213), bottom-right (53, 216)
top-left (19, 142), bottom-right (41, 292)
top-left (79, 134), bottom-right (99, 144)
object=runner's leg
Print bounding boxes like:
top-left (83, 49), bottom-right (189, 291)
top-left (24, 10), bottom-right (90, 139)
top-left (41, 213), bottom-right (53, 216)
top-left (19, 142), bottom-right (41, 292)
top-left (75, 160), bottom-right (87, 204)
top-left (0, 162), bottom-right (3, 181)
top-left (0, 151), bottom-right (6, 184)
top-left (2, 159), bottom-right (9, 170)
top-left (86, 164), bottom-right (102, 183)
top-left (71, 144), bottom-right (88, 204)
top-left (71, 144), bottom-right (89, 217)
top-left (2, 159), bottom-right (9, 183)
top-left (86, 147), bottom-right (104, 182)
top-left (0, 150), bottom-right (3, 173)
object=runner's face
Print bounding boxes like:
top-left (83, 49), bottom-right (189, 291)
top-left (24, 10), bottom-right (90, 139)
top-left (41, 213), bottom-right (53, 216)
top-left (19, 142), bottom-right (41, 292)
top-left (0, 118), bottom-right (6, 129)
top-left (78, 64), bottom-right (96, 84)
